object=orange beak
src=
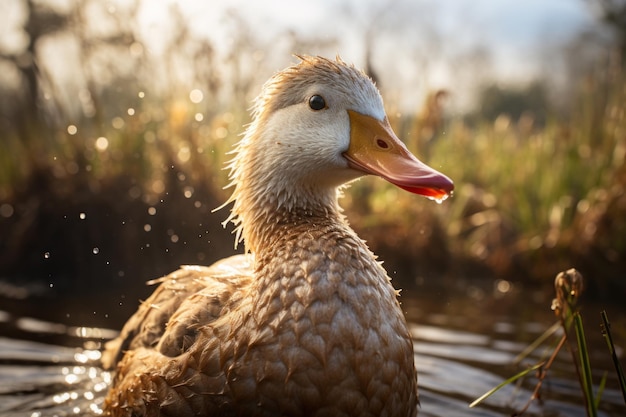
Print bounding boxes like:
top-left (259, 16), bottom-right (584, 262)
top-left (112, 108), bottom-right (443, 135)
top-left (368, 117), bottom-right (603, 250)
top-left (343, 110), bottom-right (454, 201)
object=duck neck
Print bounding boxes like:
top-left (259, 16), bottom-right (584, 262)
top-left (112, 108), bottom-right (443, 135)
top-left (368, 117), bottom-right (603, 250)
top-left (227, 173), bottom-right (345, 258)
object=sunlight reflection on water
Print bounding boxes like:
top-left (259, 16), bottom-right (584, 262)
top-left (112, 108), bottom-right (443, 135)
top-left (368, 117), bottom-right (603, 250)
top-left (0, 291), bottom-right (624, 417)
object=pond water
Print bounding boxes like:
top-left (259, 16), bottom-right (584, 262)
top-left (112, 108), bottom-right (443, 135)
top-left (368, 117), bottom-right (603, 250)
top-left (0, 277), bottom-right (624, 417)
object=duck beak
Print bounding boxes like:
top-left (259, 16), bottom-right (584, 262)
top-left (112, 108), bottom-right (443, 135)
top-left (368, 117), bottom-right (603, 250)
top-left (343, 110), bottom-right (454, 201)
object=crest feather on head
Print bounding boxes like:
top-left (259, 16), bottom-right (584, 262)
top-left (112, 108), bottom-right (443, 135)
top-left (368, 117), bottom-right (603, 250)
top-left (251, 55), bottom-right (376, 123)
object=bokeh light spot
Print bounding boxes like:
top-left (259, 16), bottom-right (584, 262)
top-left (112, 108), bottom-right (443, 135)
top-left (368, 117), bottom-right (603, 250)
top-left (95, 137), bottom-right (109, 151)
top-left (189, 89), bottom-right (203, 104)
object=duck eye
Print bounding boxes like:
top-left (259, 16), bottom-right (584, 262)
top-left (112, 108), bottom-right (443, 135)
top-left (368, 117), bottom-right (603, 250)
top-left (308, 95), bottom-right (326, 111)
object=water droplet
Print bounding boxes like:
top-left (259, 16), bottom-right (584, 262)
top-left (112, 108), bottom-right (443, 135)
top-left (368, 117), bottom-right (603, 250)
top-left (111, 116), bottom-right (124, 129)
top-left (79, 212), bottom-right (86, 220)
top-left (44, 252), bottom-right (50, 259)
top-left (215, 126), bottom-right (228, 139)
top-left (148, 207), bottom-right (157, 215)
top-left (426, 191), bottom-right (450, 204)
top-left (151, 179), bottom-right (165, 193)
top-left (177, 146), bottom-right (191, 163)
top-left (496, 279), bottom-right (512, 294)
top-left (144, 224), bottom-right (152, 232)
top-left (189, 89), bottom-right (203, 104)
top-left (92, 247), bottom-right (99, 255)
top-left (95, 137), bottom-right (109, 151)
top-left (551, 299), bottom-right (559, 311)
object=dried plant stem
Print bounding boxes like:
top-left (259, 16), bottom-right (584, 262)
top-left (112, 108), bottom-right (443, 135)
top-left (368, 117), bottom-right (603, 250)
top-left (513, 334), bottom-right (567, 416)
top-left (601, 310), bottom-right (626, 404)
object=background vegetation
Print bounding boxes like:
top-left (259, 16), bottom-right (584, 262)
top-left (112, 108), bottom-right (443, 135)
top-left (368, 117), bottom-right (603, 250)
top-left (1, 0), bottom-right (625, 307)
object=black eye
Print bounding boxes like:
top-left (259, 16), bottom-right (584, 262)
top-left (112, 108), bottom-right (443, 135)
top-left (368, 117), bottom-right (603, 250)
top-left (308, 95), bottom-right (326, 111)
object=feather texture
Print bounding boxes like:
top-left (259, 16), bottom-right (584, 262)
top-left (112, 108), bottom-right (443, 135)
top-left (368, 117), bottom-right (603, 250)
top-left (103, 56), bottom-right (420, 417)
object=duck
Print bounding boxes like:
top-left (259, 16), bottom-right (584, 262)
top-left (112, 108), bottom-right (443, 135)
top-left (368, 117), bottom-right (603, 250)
top-left (101, 55), bottom-right (454, 417)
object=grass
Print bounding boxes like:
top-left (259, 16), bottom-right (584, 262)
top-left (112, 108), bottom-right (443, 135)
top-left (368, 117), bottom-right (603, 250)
top-left (1, 64), bottom-right (625, 292)
top-left (470, 268), bottom-right (625, 416)
top-left (601, 310), bottom-right (626, 404)
top-left (388, 70), bottom-right (626, 279)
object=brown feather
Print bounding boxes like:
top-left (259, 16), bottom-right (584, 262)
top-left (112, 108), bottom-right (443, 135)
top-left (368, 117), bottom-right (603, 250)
top-left (103, 56), bottom-right (418, 417)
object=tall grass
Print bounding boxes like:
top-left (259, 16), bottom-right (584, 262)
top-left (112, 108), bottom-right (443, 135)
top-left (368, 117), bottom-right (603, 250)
top-left (470, 268), bottom-right (626, 416)
top-left (1, 62), bottom-right (625, 289)
top-left (347, 66), bottom-right (626, 284)
top-left (454, 81), bottom-right (620, 229)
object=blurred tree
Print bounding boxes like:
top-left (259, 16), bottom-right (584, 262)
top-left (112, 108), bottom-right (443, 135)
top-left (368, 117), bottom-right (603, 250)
top-left (72, 0), bottom-right (142, 125)
top-left (475, 81), bottom-right (549, 124)
top-left (587, 0), bottom-right (626, 62)
top-left (0, 0), bottom-right (68, 138)
top-left (221, 9), bottom-right (272, 107)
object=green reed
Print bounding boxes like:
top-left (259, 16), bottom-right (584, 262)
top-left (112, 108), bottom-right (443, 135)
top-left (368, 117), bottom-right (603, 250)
top-left (471, 269), bottom-right (625, 416)
top-left (1, 66), bottom-right (625, 287)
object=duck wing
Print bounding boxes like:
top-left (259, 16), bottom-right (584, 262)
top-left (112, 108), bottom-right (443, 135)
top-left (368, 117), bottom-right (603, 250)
top-left (101, 254), bottom-right (252, 370)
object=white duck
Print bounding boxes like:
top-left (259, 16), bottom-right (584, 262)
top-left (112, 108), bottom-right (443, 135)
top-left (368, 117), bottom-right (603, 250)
top-left (102, 55), bottom-right (453, 417)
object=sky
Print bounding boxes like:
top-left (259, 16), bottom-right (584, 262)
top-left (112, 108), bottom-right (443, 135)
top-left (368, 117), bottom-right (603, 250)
top-left (132, 0), bottom-right (599, 110)
top-left (135, 0), bottom-right (595, 62)
top-left (1, 0), bottom-right (603, 112)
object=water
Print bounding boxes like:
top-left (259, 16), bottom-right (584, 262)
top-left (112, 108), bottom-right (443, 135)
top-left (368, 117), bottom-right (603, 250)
top-left (0, 279), bottom-right (624, 417)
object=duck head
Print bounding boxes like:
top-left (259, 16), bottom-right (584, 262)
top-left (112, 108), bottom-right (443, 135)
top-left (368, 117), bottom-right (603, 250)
top-left (224, 56), bottom-right (454, 249)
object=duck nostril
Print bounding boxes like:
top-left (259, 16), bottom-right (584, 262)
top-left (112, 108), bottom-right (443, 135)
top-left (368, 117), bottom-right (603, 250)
top-left (376, 139), bottom-right (389, 149)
